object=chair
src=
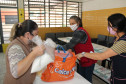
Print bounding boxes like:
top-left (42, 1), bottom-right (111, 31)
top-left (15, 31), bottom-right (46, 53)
top-left (55, 32), bottom-right (66, 45)
top-left (106, 36), bottom-right (115, 47)
top-left (55, 32), bottom-right (65, 38)
top-left (91, 38), bottom-right (97, 43)
top-left (64, 32), bottom-right (73, 37)
top-left (45, 33), bottom-right (56, 42)
top-left (102, 36), bottom-right (115, 69)
top-left (97, 34), bottom-right (107, 46)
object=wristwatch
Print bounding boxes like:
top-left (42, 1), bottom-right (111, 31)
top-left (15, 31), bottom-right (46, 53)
top-left (81, 52), bottom-right (85, 56)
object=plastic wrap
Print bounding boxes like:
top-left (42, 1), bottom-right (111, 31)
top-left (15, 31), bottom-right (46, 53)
top-left (31, 36), bottom-right (56, 73)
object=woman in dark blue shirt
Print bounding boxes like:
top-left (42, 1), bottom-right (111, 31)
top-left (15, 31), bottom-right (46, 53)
top-left (76, 13), bottom-right (126, 84)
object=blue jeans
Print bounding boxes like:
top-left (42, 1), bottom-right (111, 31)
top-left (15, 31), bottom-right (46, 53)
top-left (78, 64), bottom-right (95, 83)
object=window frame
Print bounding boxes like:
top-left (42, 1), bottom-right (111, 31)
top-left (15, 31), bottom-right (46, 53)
top-left (0, 0), bottom-right (18, 44)
top-left (24, 0), bottom-right (82, 28)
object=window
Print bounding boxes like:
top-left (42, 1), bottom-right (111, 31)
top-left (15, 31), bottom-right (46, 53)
top-left (24, 0), bottom-right (82, 27)
top-left (66, 1), bottom-right (82, 27)
top-left (5, 15), bottom-right (18, 24)
top-left (0, 0), bottom-right (18, 44)
top-left (0, 0), bottom-right (17, 7)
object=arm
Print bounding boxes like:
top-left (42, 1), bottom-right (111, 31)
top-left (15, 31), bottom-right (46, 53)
top-left (76, 40), bottom-right (126, 60)
top-left (63, 30), bottom-right (87, 50)
top-left (17, 51), bottom-right (37, 77)
top-left (77, 48), bottom-right (117, 60)
top-left (8, 45), bottom-right (45, 78)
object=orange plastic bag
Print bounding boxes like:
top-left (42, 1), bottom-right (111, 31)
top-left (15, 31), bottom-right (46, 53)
top-left (41, 46), bottom-right (77, 82)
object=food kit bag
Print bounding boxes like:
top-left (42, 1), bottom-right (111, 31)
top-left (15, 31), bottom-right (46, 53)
top-left (41, 45), bottom-right (77, 82)
top-left (31, 36), bottom-right (56, 73)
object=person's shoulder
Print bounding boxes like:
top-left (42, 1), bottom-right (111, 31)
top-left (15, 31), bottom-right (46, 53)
top-left (116, 40), bottom-right (126, 43)
top-left (9, 44), bottom-right (22, 52)
top-left (74, 29), bottom-right (86, 36)
top-left (116, 40), bottom-right (126, 45)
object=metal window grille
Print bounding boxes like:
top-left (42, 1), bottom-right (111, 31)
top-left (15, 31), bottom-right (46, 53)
top-left (0, 0), bottom-right (17, 7)
top-left (24, 0), bottom-right (82, 27)
top-left (0, 0), bottom-right (18, 44)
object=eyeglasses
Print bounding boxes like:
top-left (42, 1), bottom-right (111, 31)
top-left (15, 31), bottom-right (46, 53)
top-left (31, 33), bottom-right (38, 37)
top-left (108, 22), bottom-right (117, 29)
top-left (30, 33), bottom-right (34, 36)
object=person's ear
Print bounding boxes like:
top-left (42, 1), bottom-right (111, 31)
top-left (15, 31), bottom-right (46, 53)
top-left (24, 32), bottom-right (30, 38)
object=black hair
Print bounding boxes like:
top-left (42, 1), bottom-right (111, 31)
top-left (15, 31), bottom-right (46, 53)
top-left (12, 20), bottom-right (38, 40)
top-left (70, 16), bottom-right (83, 27)
top-left (107, 13), bottom-right (126, 33)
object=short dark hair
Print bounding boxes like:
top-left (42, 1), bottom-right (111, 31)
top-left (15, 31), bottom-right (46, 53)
top-left (70, 16), bottom-right (83, 27)
top-left (108, 13), bottom-right (126, 33)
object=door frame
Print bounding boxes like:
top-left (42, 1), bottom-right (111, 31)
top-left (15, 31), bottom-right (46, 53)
top-left (0, 4), bottom-right (18, 52)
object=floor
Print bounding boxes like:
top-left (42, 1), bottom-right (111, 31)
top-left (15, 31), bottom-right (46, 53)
top-left (0, 53), bottom-right (106, 84)
top-left (0, 53), bottom-right (6, 84)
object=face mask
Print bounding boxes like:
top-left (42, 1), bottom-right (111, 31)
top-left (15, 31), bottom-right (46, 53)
top-left (32, 35), bottom-right (43, 46)
top-left (32, 35), bottom-right (38, 42)
top-left (27, 35), bottom-right (37, 44)
top-left (107, 26), bottom-right (116, 35)
top-left (70, 24), bottom-right (78, 31)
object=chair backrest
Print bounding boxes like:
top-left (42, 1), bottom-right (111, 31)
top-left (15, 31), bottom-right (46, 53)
top-left (96, 34), bottom-right (107, 46)
top-left (45, 33), bottom-right (56, 41)
top-left (55, 32), bottom-right (65, 38)
top-left (91, 38), bottom-right (97, 43)
top-left (97, 34), bottom-right (107, 41)
top-left (106, 36), bottom-right (115, 47)
top-left (64, 32), bottom-right (73, 37)
top-left (106, 36), bottom-right (115, 43)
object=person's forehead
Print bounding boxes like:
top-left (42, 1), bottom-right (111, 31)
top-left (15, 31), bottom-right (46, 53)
top-left (69, 19), bottom-right (76, 23)
top-left (32, 29), bottom-right (38, 35)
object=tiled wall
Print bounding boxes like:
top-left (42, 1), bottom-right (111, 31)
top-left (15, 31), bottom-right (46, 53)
top-left (38, 27), bottom-right (73, 40)
top-left (82, 7), bottom-right (126, 38)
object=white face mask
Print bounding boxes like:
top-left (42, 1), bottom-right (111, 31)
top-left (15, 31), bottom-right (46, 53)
top-left (70, 24), bottom-right (78, 31)
top-left (32, 35), bottom-right (43, 46)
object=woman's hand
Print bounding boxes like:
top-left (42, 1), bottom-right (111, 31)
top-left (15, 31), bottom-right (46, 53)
top-left (32, 44), bottom-right (45, 57)
top-left (67, 49), bottom-right (72, 53)
top-left (17, 45), bottom-right (45, 78)
top-left (76, 53), bottom-right (83, 60)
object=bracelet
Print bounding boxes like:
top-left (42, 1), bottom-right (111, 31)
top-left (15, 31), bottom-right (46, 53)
top-left (81, 52), bottom-right (85, 56)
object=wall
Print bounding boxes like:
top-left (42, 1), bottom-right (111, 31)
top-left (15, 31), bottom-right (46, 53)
top-left (67, 0), bottom-right (83, 2)
top-left (82, 0), bottom-right (126, 38)
top-left (82, 0), bottom-right (126, 11)
top-left (82, 7), bottom-right (126, 38)
top-left (38, 27), bottom-right (73, 40)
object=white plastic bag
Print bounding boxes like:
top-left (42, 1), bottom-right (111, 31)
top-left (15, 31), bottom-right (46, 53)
top-left (31, 36), bottom-right (56, 73)
top-left (32, 35), bottom-right (43, 46)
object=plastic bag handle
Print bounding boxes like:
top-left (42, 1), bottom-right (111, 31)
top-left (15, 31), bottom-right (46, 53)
top-left (56, 45), bottom-right (66, 53)
top-left (62, 53), bottom-right (70, 62)
top-left (56, 45), bottom-right (73, 62)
